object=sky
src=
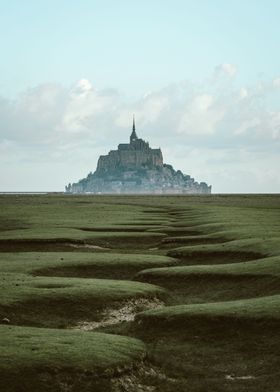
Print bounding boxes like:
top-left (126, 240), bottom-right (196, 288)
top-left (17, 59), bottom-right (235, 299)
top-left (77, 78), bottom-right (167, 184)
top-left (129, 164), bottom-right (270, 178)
top-left (0, 0), bottom-right (280, 192)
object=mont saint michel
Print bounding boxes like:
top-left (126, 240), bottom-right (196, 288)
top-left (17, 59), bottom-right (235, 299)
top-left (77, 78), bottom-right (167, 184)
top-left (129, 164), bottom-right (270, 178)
top-left (66, 118), bottom-right (211, 194)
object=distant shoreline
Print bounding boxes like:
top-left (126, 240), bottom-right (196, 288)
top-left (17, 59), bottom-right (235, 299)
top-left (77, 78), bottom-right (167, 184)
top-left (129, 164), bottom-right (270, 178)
top-left (0, 192), bottom-right (279, 196)
top-left (0, 192), bottom-right (55, 195)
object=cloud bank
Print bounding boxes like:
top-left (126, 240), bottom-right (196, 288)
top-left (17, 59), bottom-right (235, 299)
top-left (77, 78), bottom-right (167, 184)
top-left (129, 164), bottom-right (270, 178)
top-left (0, 64), bottom-right (280, 192)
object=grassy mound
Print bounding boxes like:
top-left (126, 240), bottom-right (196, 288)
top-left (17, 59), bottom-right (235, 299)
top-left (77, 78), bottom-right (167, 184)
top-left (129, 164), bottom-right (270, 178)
top-left (137, 295), bottom-right (280, 327)
top-left (0, 274), bottom-right (164, 327)
top-left (137, 255), bottom-right (280, 279)
top-left (0, 325), bottom-right (145, 391)
top-left (0, 252), bottom-right (176, 279)
top-left (0, 195), bottom-right (167, 251)
top-left (135, 256), bottom-right (280, 303)
top-left (167, 238), bottom-right (280, 264)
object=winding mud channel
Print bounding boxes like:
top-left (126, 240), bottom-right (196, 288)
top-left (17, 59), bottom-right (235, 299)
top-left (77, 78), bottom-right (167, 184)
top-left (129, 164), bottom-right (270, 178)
top-left (75, 297), bottom-right (164, 331)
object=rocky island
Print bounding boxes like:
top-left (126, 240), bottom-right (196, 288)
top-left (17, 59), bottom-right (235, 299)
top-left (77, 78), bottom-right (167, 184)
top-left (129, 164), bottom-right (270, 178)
top-left (66, 118), bottom-right (211, 194)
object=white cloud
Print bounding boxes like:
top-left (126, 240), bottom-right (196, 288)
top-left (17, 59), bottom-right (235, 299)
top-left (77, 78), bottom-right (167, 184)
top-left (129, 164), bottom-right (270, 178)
top-left (238, 87), bottom-right (248, 100)
top-left (58, 86), bottom-right (119, 134)
top-left (178, 94), bottom-right (225, 135)
top-left (0, 65), bottom-right (280, 192)
top-left (116, 91), bottom-right (169, 130)
top-left (75, 78), bottom-right (93, 93)
top-left (235, 118), bottom-right (260, 135)
top-left (0, 69), bottom-right (279, 146)
top-left (268, 111), bottom-right (280, 139)
top-left (215, 63), bottom-right (238, 78)
top-left (272, 77), bottom-right (280, 88)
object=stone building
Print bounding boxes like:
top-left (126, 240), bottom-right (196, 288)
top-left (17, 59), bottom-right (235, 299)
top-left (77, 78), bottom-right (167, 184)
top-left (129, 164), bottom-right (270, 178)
top-left (65, 118), bottom-right (211, 194)
top-left (97, 117), bottom-right (163, 173)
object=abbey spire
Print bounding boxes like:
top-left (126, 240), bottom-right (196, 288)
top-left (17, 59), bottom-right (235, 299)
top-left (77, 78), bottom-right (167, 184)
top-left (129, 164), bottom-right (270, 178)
top-left (130, 115), bottom-right (138, 143)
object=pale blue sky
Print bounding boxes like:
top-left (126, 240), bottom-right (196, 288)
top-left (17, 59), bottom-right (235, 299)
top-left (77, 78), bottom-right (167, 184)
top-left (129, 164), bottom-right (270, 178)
top-left (1, 0), bottom-right (280, 97)
top-left (0, 0), bottom-right (280, 192)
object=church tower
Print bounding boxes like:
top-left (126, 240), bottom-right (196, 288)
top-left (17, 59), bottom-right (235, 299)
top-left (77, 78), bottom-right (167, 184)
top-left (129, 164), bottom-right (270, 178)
top-left (130, 115), bottom-right (138, 143)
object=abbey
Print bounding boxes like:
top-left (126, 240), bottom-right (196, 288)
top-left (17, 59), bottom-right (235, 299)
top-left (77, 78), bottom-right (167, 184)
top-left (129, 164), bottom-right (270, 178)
top-left (97, 118), bottom-right (163, 173)
top-left (65, 118), bottom-right (211, 194)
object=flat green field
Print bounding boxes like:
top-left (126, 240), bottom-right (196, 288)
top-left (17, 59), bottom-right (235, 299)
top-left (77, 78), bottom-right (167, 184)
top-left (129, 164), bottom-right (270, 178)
top-left (0, 194), bottom-right (279, 391)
